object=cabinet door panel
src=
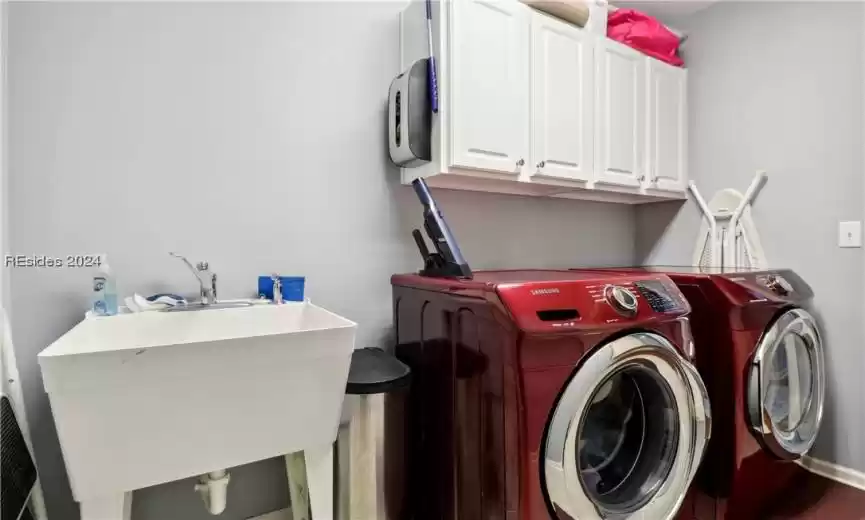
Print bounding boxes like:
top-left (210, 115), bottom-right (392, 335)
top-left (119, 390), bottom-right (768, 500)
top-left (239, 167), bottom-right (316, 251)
top-left (530, 11), bottom-right (593, 183)
top-left (648, 60), bottom-right (687, 192)
top-left (451, 0), bottom-right (529, 175)
top-left (595, 39), bottom-right (646, 188)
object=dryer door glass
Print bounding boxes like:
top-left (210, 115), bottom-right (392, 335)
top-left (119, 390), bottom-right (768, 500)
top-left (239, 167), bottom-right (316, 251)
top-left (543, 332), bottom-right (711, 520)
top-left (764, 334), bottom-right (813, 433)
top-left (748, 308), bottom-right (824, 458)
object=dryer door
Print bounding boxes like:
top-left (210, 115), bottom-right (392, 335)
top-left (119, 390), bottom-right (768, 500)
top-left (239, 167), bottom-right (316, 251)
top-left (543, 332), bottom-right (711, 520)
top-left (747, 308), bottom-right (825, 459)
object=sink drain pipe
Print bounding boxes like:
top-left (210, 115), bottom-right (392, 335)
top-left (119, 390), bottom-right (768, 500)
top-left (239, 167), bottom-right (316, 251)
top-left (194, 470), bottom-right (231, 515)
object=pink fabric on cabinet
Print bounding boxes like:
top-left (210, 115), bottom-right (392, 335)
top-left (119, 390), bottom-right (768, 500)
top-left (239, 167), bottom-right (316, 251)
top-left (607, 8), bottom-right (684, 67)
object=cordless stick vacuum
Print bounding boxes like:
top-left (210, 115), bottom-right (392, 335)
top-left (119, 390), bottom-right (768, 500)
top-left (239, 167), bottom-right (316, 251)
top-left (411, 178), bottom-right (472, 279)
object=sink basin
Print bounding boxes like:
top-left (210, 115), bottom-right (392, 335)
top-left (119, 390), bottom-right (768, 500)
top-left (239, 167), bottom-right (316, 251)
top-left (39, 300), bottom-right (356, 503)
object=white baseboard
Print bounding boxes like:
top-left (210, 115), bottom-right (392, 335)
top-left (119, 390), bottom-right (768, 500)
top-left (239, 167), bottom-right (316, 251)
top-left (799, 455), bottom-right (865, 491)
top-left (247, 509), bottom-right (292, 520)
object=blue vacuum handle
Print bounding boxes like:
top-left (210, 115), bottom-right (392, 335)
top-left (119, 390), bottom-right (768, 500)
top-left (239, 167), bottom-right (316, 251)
top-left (428, 56), bottom-right (439, 114)
top-left (426, 0), bottom-right (439, 113)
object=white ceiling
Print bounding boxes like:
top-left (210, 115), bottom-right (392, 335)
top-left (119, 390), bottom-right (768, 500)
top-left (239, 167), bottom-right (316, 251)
top-left (611, 0), bottom-right (720, 26)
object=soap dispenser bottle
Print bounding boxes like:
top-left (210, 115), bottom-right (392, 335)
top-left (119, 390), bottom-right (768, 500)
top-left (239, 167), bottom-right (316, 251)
top-left (92, 255), bottom-right (118, 316)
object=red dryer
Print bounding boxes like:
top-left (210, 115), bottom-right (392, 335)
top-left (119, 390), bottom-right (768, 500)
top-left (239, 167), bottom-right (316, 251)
top-left (391, 269), bottom-right (712, 520)
top-left (580, 267), bottom-right (826, 519)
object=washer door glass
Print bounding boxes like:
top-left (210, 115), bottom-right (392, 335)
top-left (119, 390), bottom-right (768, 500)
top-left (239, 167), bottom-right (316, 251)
top-left (578, 366), bottom-right (678, 513)
top-left (748, 308), bottom-right (824, 458)
top-left (543, 332), bottom-right (711, 520)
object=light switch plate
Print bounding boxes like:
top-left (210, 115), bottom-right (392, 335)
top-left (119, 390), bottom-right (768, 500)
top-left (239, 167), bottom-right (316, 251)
top-left (838, 221), bottom-right (862, 248)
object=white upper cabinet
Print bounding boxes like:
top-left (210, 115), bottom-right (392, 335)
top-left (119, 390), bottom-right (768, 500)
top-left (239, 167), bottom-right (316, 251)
top-left (450, 0), bottom-right (530, 175)
top-left (398, 0), bottom-right (688, 203)
top-left (647, 60), bottom-right (687, 193)
top-left (529, 10), bottom-right (594, 183)
top-left (594, 38), bottom-right (647, 189)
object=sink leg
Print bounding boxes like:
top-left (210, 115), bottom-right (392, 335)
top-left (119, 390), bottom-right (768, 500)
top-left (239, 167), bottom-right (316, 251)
top-left (285, 443), bottom-right (335, 520)
top-left (285, 451), bottom-right (310, 520)
top-left (305, 443), bottom-right (334, 520)
top-left (79, 492), bottom-right (132, 520)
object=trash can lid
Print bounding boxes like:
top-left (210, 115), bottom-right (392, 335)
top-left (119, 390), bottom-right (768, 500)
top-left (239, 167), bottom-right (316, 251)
top-left (346, 347), bottom-right (411, 395)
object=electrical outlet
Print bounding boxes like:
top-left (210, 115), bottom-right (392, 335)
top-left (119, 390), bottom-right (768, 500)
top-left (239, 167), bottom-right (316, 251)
top-left (838, 221), bottom-right (862, 248)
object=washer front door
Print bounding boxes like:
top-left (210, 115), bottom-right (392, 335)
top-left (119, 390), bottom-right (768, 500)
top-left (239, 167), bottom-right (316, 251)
top-left (543, 332), bottom-right (711, 520)
top-left (747, 308), bottom-right (825, 459)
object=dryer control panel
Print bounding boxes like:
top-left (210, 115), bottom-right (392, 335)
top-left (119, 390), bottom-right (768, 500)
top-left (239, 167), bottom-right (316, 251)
top-left (721, 269), bottom-right (814, 305)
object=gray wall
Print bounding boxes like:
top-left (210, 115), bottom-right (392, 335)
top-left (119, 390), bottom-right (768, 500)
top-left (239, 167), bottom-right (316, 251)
top-left (6, 3), bottom-right (636, 519)
top-left (637, 1), bottom-right (865, 473)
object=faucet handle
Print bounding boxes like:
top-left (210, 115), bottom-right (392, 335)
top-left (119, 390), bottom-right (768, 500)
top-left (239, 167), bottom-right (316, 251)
top-left (271, 274), bottom-right (283, 304)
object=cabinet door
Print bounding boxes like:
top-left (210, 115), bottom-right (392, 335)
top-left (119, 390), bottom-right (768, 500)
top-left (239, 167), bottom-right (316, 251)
top-left (594, 38), bottom-right (647, 188)
top-left (648, 60), bottom-right (687, 193)
top-left (530, 11), bottom-right (593, 183)
top-left (450, 0), bottom-right (530, 175)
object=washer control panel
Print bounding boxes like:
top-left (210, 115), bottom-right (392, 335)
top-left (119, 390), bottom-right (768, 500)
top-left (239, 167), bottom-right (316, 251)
top-left (604, 285), bottom-right (639, 317)
top-left (490, 272), bottom-right (691, 332)
top-left (634, 280), bottom-right (683, 313)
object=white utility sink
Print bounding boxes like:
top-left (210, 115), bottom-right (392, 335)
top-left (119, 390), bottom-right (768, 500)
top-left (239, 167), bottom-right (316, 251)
top-left (39, 300), bottom-right (356, 519)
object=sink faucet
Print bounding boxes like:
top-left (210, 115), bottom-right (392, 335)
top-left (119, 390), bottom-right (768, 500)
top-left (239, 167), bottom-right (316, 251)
top-left (271, 274), bottom-right (283, 305)
top-left (170, 252), bottom-right (217, 305)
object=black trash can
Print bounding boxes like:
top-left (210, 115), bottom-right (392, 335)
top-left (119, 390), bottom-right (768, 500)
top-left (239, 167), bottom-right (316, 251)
top-left (336, 348), bottom-right (411, 520)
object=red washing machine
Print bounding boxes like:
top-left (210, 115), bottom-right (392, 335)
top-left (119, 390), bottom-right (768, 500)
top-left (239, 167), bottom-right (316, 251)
top-left (578, 267), bottom-right (826, 519)
top-left (391, 269), bottom-right (712, 520)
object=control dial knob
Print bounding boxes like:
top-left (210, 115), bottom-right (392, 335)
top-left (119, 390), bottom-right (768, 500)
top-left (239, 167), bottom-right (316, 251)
top-left (605, 285), bottom-right (638, 317)
top-left (764, 274), bottom-right (793, 296)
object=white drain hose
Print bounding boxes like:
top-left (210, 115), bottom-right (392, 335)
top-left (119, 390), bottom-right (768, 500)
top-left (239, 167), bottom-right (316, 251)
top-left (195, 469), bottom-right (231, 515)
